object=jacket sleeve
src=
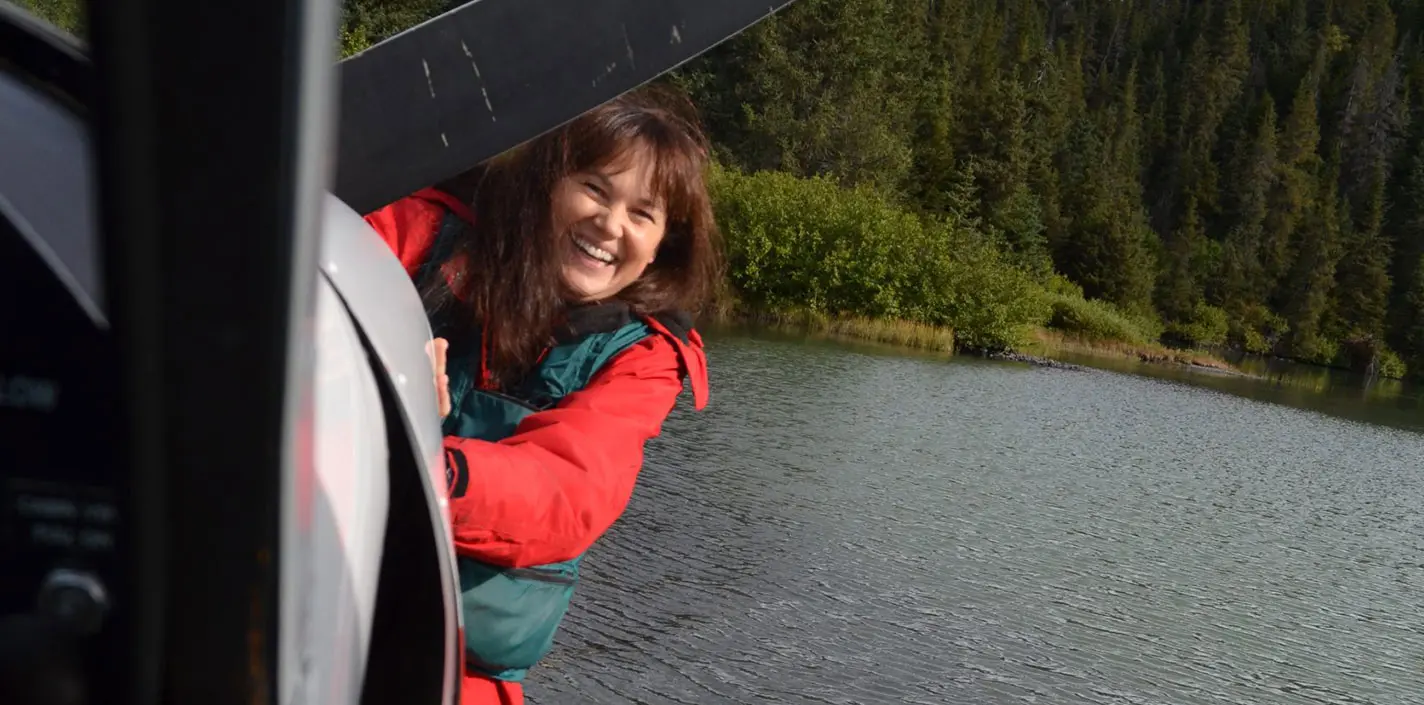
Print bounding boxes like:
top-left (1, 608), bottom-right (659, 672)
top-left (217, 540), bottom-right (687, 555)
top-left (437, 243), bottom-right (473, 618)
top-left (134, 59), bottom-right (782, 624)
top-left (362, 196), bottom-right (445, 277)
top-left (441, 334), bottom-right (697, 568)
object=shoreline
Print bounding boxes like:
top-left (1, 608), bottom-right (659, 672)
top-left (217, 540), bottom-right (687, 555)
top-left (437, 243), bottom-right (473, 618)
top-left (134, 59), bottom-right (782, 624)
top-left (1016, 329), bottom-right (1258, 378)
top-left (709, 308), bottom-right (1254, 378)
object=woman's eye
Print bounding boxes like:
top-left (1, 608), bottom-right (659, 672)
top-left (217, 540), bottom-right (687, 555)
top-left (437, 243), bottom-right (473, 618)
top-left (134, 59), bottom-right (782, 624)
top-left (633, 209), bottom-right (654, 223)
top-left (583, 181), bottom-right (606, 198)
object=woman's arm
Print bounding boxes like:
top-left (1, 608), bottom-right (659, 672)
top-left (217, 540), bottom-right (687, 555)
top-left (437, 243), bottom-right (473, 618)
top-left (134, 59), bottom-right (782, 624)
top-left (442, 332), bottom-right (707, 568)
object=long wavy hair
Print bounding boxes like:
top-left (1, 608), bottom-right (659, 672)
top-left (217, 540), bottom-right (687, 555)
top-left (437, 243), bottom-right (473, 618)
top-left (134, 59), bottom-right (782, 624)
top-left (427, 84), bottom-right (721, 388)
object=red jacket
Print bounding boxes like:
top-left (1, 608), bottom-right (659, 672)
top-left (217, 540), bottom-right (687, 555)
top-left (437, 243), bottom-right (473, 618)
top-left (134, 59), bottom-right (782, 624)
top-left (364, 188), bottom-right (710, 571)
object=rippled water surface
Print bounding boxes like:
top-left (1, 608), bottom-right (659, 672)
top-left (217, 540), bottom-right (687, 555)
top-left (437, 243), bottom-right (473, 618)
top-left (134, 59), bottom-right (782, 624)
top-left (530, 332), bottom-right (1424, 705)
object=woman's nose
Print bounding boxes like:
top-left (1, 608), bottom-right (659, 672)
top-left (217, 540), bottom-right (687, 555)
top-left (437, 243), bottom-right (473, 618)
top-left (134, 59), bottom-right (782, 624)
top-left (595, 205), bottom-right (629, 237)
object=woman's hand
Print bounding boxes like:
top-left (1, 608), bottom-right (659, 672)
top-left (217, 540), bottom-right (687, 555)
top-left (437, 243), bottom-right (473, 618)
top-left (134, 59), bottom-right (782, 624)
top-left (427, 337), bottom-right (452, 418)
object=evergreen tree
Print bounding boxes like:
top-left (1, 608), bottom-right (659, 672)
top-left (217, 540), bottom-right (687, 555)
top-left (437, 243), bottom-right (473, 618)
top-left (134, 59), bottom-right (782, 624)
top-left (1387, 146), bottom-right (1424, 366)
top-left (1159, 197), bottom-right (1206, 322)
top-left (1265, 57), bottom-right (1326, 302)
top-left (1328, 158), bottom-right (1393, 342)
top-left (1216, 96), bottom-right (1279, 323)
top-left (1280, 153), bottom-right (1346, 362)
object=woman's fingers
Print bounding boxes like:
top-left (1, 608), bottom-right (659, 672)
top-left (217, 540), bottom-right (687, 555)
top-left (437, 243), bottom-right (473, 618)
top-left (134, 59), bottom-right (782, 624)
top-left (428, 338), bottom-right (452, 418)
top-left (433, 337), bottom-right (449, 374)
top-left (438, 373), bottom-right (452, 418)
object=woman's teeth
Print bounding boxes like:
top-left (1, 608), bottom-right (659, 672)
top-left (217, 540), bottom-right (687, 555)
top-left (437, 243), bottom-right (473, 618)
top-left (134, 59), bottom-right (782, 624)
top-left (573, 234), bottom-right (616, 264)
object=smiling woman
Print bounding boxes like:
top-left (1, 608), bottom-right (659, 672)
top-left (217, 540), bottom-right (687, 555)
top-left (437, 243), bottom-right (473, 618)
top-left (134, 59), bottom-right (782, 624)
top-left (360, 83), bottom-right (719, 705)
top-left (555, 147), bottom-right (668, 302)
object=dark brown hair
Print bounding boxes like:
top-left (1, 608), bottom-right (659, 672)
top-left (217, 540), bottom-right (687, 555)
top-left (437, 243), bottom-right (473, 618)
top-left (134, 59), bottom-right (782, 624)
top-left (431, 83), bottom-right (722, 388)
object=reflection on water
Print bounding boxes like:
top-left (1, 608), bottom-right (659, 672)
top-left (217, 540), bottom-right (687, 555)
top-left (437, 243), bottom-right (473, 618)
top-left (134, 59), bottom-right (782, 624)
top-left (1227, 350), bottom-right (1417, 402)
top-left (1045, 347), bottom-right (1423, 436)
top-left (530, 331), bottom-right (1424, 705)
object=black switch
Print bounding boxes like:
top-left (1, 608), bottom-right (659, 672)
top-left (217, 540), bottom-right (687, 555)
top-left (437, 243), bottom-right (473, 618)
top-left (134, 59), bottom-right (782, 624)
top-left (35, 569), bottom-right (108, 637)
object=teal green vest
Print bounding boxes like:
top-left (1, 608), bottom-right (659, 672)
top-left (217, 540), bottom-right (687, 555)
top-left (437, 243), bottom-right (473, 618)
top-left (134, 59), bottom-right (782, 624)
top-left (443, 316), bottom-right (655, 683)
top-left (418, 211), bottom-right (661, 682)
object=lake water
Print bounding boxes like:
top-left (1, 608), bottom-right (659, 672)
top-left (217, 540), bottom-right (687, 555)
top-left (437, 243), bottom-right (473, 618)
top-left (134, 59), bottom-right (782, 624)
top-left (529, 330), bottom-right (1424, 705)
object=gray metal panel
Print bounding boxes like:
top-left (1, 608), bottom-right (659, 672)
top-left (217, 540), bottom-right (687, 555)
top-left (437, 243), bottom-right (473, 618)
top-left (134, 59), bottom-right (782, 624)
top-left (317, 194), bottom-right (447, 504)
top-left (317, 192), bottom-right (461, 703)
top-left (0, 68), bottom-right (103, 324)
top-left (298, 276), bottom-right (391, 705)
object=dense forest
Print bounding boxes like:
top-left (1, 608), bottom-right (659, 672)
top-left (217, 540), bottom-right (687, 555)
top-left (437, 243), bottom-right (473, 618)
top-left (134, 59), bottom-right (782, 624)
top-left (680, 0), bottom-right (1424, 378)
top-left (18, 0), bottom-right (1424, 378)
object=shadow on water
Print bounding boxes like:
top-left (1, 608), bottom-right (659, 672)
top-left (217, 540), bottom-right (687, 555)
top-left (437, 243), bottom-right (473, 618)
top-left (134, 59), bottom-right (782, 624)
top-left (1040, 347), bottom-right (1424, 436)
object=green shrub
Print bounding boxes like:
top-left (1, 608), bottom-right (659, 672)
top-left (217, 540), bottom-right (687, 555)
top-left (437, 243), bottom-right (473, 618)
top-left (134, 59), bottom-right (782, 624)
top-left (1230, 304), bottom-right (1290, 354)
top-left (1045, 294), bottom-right (1151, 345)
top-left (1044, 273), bottom-right (1086, 299)
top-left (14, 0), bottom-right (84, 34)
top-left (1329, 337), bottom-right (1410, 379)
top-left (710, 164), bottom-right (1048, 350)
top-left (339, 0), bottom-right (451, 57)
top-left (1378, 348), bottom-right (1408, 380)
top-left (1164, 303), bottom-right (1229, 347)
top-left (1292, 331), bottom-right (1341, 366)
top-left (1124, 308), bottom-right (1166, 344)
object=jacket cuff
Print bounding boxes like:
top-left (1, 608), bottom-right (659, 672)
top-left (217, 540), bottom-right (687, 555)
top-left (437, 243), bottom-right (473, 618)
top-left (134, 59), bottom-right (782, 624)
top-left (443, 446), bottom-right (470, 498)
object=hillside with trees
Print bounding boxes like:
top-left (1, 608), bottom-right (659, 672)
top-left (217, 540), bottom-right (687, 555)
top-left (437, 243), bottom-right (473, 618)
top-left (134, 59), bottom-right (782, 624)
top-left (679, 0), bottom-right (1424, 378)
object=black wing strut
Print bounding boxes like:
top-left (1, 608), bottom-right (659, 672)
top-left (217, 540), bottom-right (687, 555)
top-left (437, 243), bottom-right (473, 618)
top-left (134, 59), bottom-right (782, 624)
top-left (333, 0), bottom-right (796, 214)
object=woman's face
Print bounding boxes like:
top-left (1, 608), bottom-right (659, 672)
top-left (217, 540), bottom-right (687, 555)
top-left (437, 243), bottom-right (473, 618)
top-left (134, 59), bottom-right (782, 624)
top-left (551, 143), bottom-right (668, 302)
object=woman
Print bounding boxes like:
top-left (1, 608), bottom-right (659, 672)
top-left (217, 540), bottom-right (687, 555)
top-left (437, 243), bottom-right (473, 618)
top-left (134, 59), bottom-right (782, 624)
top-left (363, 85), bottom-right (719, 705)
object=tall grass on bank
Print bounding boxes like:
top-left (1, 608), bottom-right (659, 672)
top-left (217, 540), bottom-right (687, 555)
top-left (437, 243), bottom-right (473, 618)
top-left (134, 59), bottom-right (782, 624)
top-left (1025, 329), bottom-right (1237, 372)
top-left (718, 304), bottom-right (957, 352)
